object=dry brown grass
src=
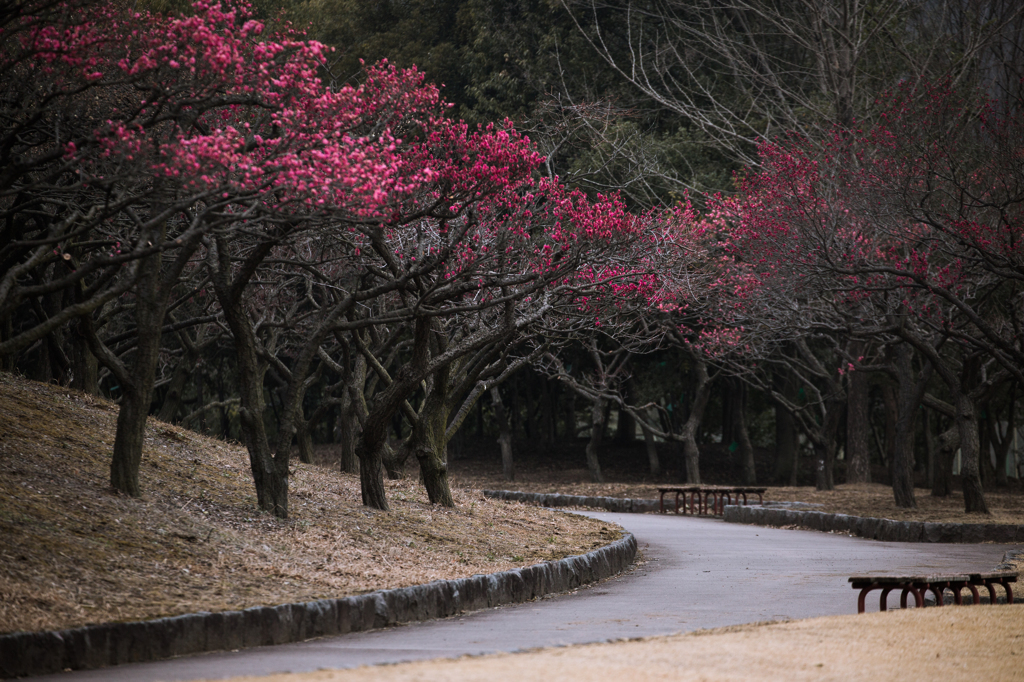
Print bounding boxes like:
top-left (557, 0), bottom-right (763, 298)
top-left (0, 372), bottom-right (619, 636)
top-left (451, 463), bottom-right (1024, 525)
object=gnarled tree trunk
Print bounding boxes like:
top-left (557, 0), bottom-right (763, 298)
top-left (890, 344), bottom-right (924, 509)
top-left (408, 375), bottom-right (455, 506)
top-left (680, 355), bottom-right (712, 484)
top-left (955, 392), bottom-right (989, 514)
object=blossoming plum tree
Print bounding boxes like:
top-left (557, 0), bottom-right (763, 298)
top-left (716, 79), bottom-right (1023, 512)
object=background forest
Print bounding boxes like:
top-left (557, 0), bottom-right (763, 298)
top-left (4, 0), bottom-right (1024, 521)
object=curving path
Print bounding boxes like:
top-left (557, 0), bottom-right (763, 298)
top-left (31, 512), bottom-right (1018, 681)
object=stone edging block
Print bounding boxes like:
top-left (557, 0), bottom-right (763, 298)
top-left (722, 505), bottom-right (1024, 544)
top-left (0, 533), bottom-right (637, 679)
top-left (482, 489), bottom-right (661, 513)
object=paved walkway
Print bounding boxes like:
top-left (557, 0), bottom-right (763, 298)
top-left (33, 512), bottom-right (1018, 681)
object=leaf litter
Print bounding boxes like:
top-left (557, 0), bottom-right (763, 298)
top-left (0, 372), bottom-right (619, 635)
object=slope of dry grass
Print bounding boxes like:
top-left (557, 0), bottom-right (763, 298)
top-left (0, 372), bottom-right (619, 635)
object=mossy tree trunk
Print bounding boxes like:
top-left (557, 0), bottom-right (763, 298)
top-left (409, 383), bottom-right (455, 506)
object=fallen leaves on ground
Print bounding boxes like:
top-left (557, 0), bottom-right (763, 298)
top-left (0, 373), bottom-right (618, 635)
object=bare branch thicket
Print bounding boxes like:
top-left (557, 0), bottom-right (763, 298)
top-left (561, 0), bottom-right (1024, 166)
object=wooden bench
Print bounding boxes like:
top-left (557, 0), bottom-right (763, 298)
top-left (849, 572), bottom-right (1017, 613)
top-left (657, 486), bottom-right (767, 516)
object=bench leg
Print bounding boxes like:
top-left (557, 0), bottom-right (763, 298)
top-left (988, 580), bottom-right (1015, 604)
top-left (945, 582), bottom-right (980, 605)
top-left (900, 586), bottom-right (925, 608)
top-left (983, 581), bottom-right (998, 604)
top-left (857, 586), bottom-right (876, 614)
top-left (880, 587), bottom-right (894, 611)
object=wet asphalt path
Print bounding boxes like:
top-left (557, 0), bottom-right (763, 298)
top-left (33, 512), bottom-right (1018, 681)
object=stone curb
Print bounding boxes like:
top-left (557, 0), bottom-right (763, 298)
top-left (484, 490), bottom-right (1024, 546)
top-left (0, 534), bottom-right (636, 679)
top-left (722, 505), bottom-right (1024, 544)
top-left (482, 489), bottom-right (662, 513)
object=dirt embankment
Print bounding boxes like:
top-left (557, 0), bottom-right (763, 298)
top-left (0, 373), bottom-right (618, 635)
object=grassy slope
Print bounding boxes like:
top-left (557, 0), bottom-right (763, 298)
top-left (0, 372), bottom-right (617, 635)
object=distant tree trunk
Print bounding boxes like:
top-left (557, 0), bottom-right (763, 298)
top-left (812, 397), bottom-right (843, 491)
top-left (337, 406), bottom-right (360, 474)
top-left (641, 416), bottom-right (661, 476)
top-left (774, 409), bottom-right (797, 484)
top-left (924, 409), bottom-right (937, 489)
top-left (585, 397), bottom-right (607, 482)
top-left (540, 378), bottom-right (556, 445)
top-left (491, 386), bottom-right (515, 481)
top-left (69, 321), bottom-right (99, 395)
top-left (790, 439), bottom-right (800, 487)
top-left (933, 420), bottom-right (957, 497)
top-left (475, 397), bottom-right (485, 437)
top-left (382, 440), bottom-right (404, 480)
top-left (773, 374), bottom-right (798, 484)
top-left (891, 344), bottom-right (924, 509)
top-left (564, 392), bottom-right (577, 440)
top-left (979, 406), bottom-right (993, 485)
top-left (680, 354), bottom-right (712, 484)
top-left (615, 405), bottom-right (635, 443)
top-left (729, 378), bottom-right (756, 485)
top-left (721, 378), bottom-right (736, 449)
top-left (192, 361), bottom-right (208, 434)
top-left (157, 362), bottom-right (189, 423)
top-left (846, 358), bottom-right (871, 483)
top-left (157, 331), bottom-right (199, 423)
top-left (956, 392), bottom-right (989, 514)
top-left (882, 383), bottom-right (897, 475)
top-left (523, 378), bottom-right (539, 441)
top-left (337, 355), bottom-right (366, 474)
top-left (989, 384), bottom-right (1014, 487)
top-left (295, 415), bottom-right (314, 464)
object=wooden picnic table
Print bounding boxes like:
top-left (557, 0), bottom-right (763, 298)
top-left (657, 486), bottom-right (767, 516)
